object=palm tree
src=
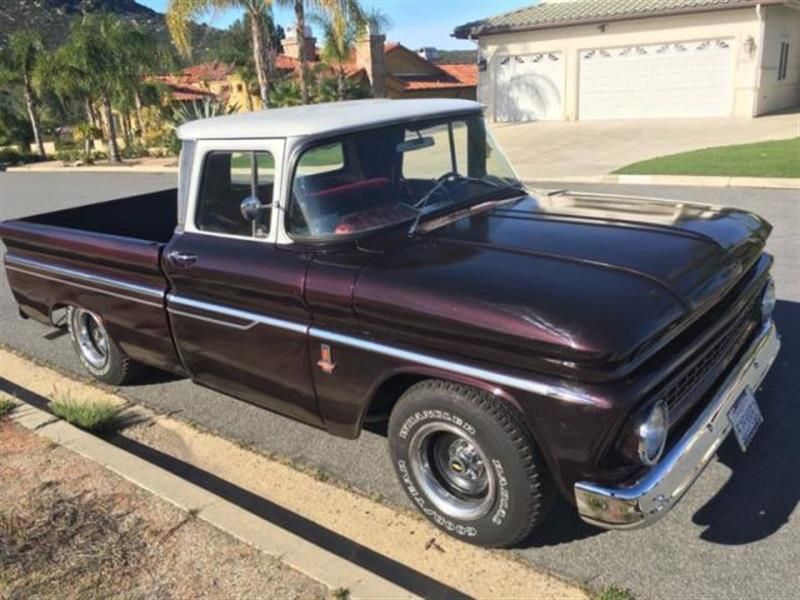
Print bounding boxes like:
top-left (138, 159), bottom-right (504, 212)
top-left (312, 1), bottom-right (388, 100)
top-left (113, 23), bottom-right (167, 144)
top-left (271, 80), bottom-right (302, 106)
top-left (56, 15), bottom-right (149, 163)
top-left (0, 30), bottom-right (47, 157)
top-left (276, 0), bottom-right (310, 104)
top-left (167, 0), bottom-right (276, 107)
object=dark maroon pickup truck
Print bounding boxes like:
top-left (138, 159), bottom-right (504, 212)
top-left (0, 99), bottom-right (781, 547)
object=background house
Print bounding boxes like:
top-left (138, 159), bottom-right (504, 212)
top-left (454, 0), bottom-right (800, 122)
top-left (158, 28), bottom-right (478, 112)
top-left (282, 28), bottom-right (478, 100)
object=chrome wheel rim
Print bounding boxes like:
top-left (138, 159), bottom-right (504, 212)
top-left (74, 309), bottom-right (109, 369)
top-left (408, 422), bottom-right (496, 521)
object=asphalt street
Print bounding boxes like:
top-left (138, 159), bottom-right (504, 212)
top-left (1, 172), bottom-right (798, 599)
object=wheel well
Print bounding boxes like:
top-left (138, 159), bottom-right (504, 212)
top-left (49, 304), bottom-right (69, 327)
top-left (364, 373), bottom-right (426, 423)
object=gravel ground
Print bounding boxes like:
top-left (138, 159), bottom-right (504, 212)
top-left (0, 410), bottom-right (328, 600)
top-left (1, 172), bottom-right (798, 599)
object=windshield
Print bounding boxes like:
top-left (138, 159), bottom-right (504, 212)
top-left (288, 114), bottom-right (522, 239)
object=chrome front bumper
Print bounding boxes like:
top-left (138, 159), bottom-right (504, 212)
top-left (574, 320), bottom-right (781, 529)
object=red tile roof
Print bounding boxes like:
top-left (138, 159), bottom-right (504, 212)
top-left (438, 64), bottom-right (478, 86)
top-left (180, 61), bottom-right (235, 83)
top-left (149, 75), bottom-right (217, 101)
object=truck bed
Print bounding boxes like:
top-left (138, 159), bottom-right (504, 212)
top-left (21, 189), bottom-right (178, 243)
top-left (0, 189), bottom-right (184, 374)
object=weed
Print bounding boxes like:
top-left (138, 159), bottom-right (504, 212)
top-left (0, 396), bottom-right (15, 418)
top-left (332, 587), bottom-right (351, 600)
top-left (50, 398), bottom-right (121, 433)
top-left (595, 584), bottom-right (636, 600)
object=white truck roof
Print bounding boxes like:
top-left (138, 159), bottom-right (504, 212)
top-left (177, 98), bottom-right (482, 140)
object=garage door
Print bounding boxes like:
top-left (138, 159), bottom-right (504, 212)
top-left (495, 52), bottom-right (564, 122)
top-left (579, 39), bottom-right (734, 119)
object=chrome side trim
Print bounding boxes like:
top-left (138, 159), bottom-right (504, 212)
top-left (574, 320), bottom-right (780, 529)
top-left (166, 294), bottom-right (308, 334)
top-left (166, 294), bottom-right (595, 404)
top-left (5, 264), bottom-right (164, 308)
top-left (310, 327), bottom-right (596, 405)
top-left (5, 255), bottom-right (164, 300)
top-left (167, 307), bottom-right (256, 331)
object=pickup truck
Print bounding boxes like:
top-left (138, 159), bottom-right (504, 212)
top-left (0, 99), bottom-right (780, 547)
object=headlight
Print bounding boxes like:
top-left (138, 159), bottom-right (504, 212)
top-left (636, 401), bottom-right (668, 466)
top-left (761, 277), bottom-right (776, 322)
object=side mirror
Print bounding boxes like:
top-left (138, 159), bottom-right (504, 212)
top-left (240, 195), bottom-right (265, 221)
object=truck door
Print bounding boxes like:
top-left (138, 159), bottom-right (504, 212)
top-left (162, 139), bottom-right (321, 427)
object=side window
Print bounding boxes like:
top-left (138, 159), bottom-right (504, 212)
top-left (195, 150), bottom-right (274, 237)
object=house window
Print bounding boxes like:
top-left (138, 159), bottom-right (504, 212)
top-left (237, 84), bottom-right (244, 92)
top-left (778, 41), bottom-right (789, 81)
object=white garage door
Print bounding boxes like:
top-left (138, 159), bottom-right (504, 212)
top-left (495, 52), bottom-right (564, 122)
top-left (579, 39), bottom-right (734, 119)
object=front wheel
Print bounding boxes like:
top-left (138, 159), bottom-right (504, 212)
top-left (388, 380), bottom-right (555, 548)
top-left (67, 306), bottom-right (144, 385)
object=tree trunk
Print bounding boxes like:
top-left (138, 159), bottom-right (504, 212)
top-left (22, 76), bottom-right (46, 158)
top-left (133, 90), bottom-right (145, 143)
top-left (102, 92), bottom-right (122, 163)
top-left (245, 84), bottom-right (254, 111)
top-left (295, 0), bottom-right (309, 104)
top-left (337, 67), bottom-right (346, 101)
top-left (83, 98), bottom-right (96, 153)
top-left (121, 110), bottom-right (132, 148)
top-left (249, 9), bottom-right (270, 108)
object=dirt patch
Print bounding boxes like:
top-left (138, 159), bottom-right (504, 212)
top-left (0, 420), bottom-right (328, 599)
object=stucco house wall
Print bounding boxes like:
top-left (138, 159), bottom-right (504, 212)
top-left (757, 4), bottom-right (800, 113)
top-left (476, 5), bottom-right (797, 120)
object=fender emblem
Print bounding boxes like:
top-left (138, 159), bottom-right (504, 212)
top-left (317, 343), bottom-right (336, 374)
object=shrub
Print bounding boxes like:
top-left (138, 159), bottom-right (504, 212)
top-left (0, 148), bottom-right (45, 165)
top-left (121, 143), bottom-right (149, 159)
top-left (0, 396), bottom-right (15, 417)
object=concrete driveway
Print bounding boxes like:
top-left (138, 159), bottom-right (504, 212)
top-left (491, 110), bottom-right (800, 179)
top-left (1, 173), bottom-right (799, 599)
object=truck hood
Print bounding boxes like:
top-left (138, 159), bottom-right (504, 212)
top-left (353, 192), bottom-right (770, 373)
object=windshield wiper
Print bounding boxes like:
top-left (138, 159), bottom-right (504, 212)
top-left (408, 175), bottom-right (525, 237)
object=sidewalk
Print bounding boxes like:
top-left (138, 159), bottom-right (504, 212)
top-left (0, 348), bottom-right (588, 600)
top-left (0, 401), bottom-right (329, 600)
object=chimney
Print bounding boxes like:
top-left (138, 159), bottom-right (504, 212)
top-left (283, 24), bottom-right (316, 61)
top-left (355, 27), bottom-right (386, 98)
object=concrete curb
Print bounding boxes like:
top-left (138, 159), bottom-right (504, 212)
top-left (525, 174), bottom-right (800, 190)
top-left (7, 401), bottom-right (416, 600)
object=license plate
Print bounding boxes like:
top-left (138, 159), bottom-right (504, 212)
top-left (728, 388), bottom-right (763, 451)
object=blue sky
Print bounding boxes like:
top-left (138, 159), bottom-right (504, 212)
top-left (139, 0), bottom-right (532, 50)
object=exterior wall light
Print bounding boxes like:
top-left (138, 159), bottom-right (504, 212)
top-left (744, 35), bottom-right (757, 57)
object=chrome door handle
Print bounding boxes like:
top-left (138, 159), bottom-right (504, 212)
top-left (167, 251), bottom-right (198, 268)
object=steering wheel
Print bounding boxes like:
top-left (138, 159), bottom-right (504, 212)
top-left (436, 171), bottom-right (459, 184)
top-left (423, 171), bottom-right (460, 204)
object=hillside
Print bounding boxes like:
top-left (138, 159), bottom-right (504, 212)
top-left (0, 0), bottom-right (223, 57)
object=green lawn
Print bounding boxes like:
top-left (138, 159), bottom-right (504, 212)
top-left (614, 137), bottom-right (800, 178)
top-left (229, 143), bottom-right (344, 170)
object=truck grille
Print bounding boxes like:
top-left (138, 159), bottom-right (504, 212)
top-left (658, 294), bottom-right (761, 426)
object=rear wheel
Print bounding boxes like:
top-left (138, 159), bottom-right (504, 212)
top-left (67, 306), bottom-right (144, 385)
top-left (388, 380), bottom-right (555, 547)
